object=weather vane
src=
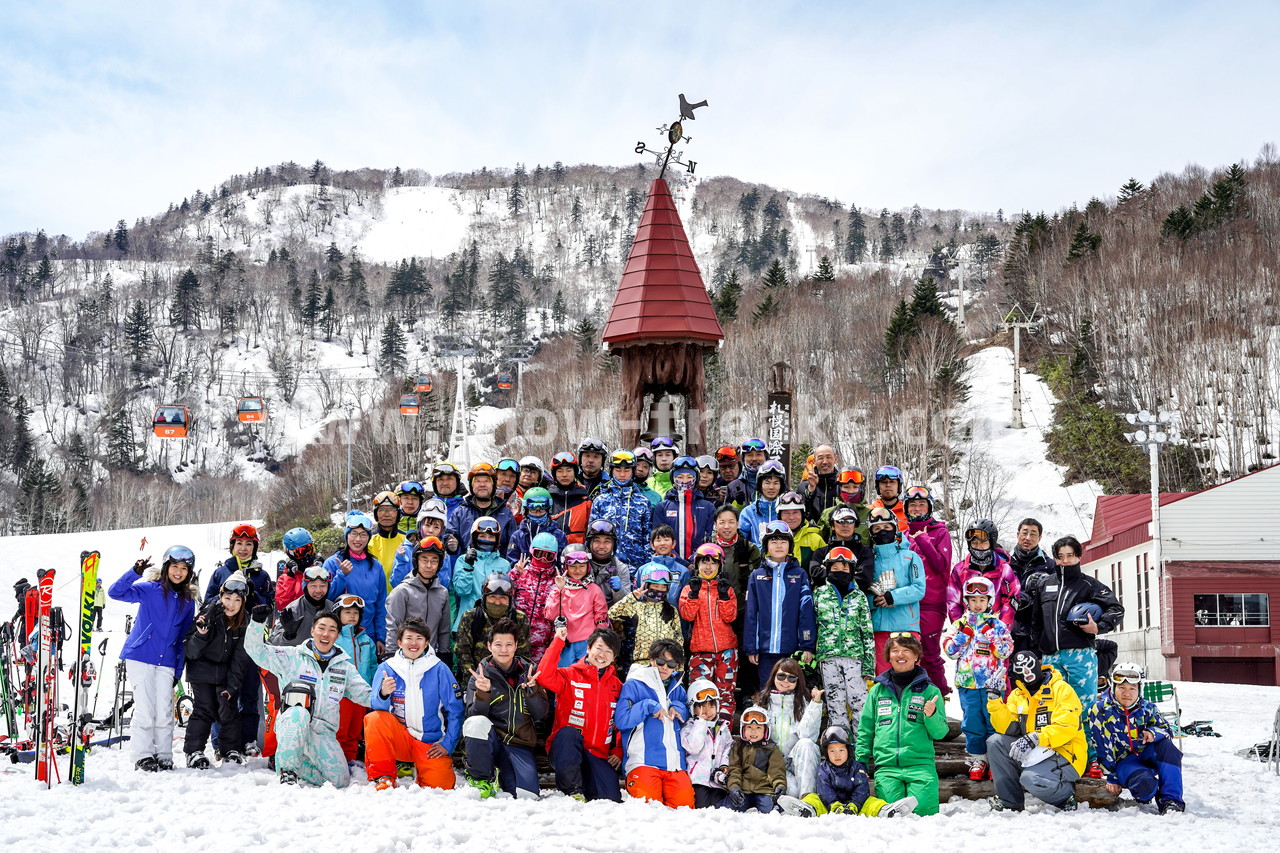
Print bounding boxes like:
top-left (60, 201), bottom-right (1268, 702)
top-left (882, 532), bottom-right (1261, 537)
top-left (634, 93), bottom-right (708, 179)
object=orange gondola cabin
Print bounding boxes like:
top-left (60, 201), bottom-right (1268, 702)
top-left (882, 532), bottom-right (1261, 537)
top-left (152, 405), bottom-right (190, 439)
top-left (399, 395), bottom-right (420, 416)
top-left (237, 397), bottom-right (267, 423)
top-left (497, 373), bottom-right (513, 390)
top-left (413, 375), bottom-right (433, 394)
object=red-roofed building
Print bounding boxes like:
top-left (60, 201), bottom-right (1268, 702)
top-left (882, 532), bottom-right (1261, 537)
top-left (1081, 464), bottom-right (1280, 685)
top-left (604, 178), bottom-right (724, 453)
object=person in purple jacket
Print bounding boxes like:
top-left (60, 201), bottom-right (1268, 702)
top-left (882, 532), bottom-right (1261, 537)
top-left (109, 545), bottom-right (199, 771)
top-left (903, 487), bottom-right (953, 696)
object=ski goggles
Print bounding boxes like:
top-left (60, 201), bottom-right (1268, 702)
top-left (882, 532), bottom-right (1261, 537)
top-left (824, 547), bottom-right (855, 564)
top-left (578, 438), bottom-right (608, 455)
top-left (397, 480), bottom-right (426, 496)
top-left (643, 568), bottom-right (675, 584)
top-left (473, 517), bottom-right (502, 535)
top-left (649, 436), bottom-right (677, 450)
top-left (287, 542), bottom-right (316, 561)
top-left (758, 460), bottom-right (787, 478)
top-left (610, 450), bottom-right (636, 468)
top-left (692, 686), bottom-right (719, 703)
top-left (1110, 666), bottom-right (1144, 686)
top-left (336, 594), bottom-right (365, 610)
top-left (964, 528), bottom-right (991, 543)
top-left (886, 632), bottom-right (916, 640)
top-left (874, 465), bottom-right (902, 482)
top-left (831, 509), bottom-right (858, 525)
top-left (963, 580), bottom-right (993, 596)
top-left (496, 458), bottom-right (520, 473)
top-left (904, 486), bottom-right (931, 501)
top-left (164, 546), bottom-right (195, 566)
top-left (483, 575), bottom-right (514, 596)
top-left (740, 709), bottom-right (768, 726)
top-left (586, 519), bottom-right (616, 538)
top-left (562, 550), bottom-right (590, 566)
top-left (346, 513), bottom-right (376, 532)
top-left (303, 566), bottom-right (330, 581)
top-left (432, 462), bottom-right (461, 477)
top-left (550, 451), bottom-right (578, 469)
top-left (761, 520), bottom-right (791, 536)
top-left (715, 446), bottom-right (739, 463)
top-left (221, 578), bottom-right (249, 596)
top-left (653, 657), bottom-right (682, 672)
top-left (531, 548), bottom-right (558, 563)
top-left (837, 468), bottom-right (865, 485)
top-left (740, 438), bottom-right (766, 453)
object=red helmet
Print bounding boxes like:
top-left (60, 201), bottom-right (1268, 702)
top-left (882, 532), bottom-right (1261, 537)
top-left (229, 524), bottom-right (259, 556)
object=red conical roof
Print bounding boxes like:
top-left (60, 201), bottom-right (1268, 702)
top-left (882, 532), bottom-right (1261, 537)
top-left (602, 178), bottom-right (725, 347)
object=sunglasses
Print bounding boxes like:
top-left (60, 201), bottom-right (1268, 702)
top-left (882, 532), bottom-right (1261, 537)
top-left (337, 594), bottom-right (365, 609)
top-left (832, 513), bottom-right (858, 525)
top-left (654, 658), bottom-right (682, 672)
top-left (837, 469), bottom-right (865, 485)
top-left (965, 529), bottom-right (991, 543)
top-left (303, 566), bottom-right (330, 581)
top-left (775, 673), bottom-right (799, 684)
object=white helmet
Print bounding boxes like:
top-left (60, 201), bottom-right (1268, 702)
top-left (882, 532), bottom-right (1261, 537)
top-left (518, 455), bottom-right (544, 475)
top-left (776, 491), bottom-right (806, 514)
top-left (418, 497), bottom-right (448, 524)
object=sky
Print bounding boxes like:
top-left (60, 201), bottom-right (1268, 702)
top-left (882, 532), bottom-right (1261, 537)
top-left (1, 0), bottom-right (1277, 239)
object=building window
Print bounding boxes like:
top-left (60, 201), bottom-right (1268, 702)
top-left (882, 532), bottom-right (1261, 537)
top-left (1193, 593), bottom-right (1270, 627)
top-left (1141, 552), bottom-right (1152, 629)
top-left (1110, 561), bottom-right (1124, 631)
top-left (1135, 555), bottom-right (1146, 629)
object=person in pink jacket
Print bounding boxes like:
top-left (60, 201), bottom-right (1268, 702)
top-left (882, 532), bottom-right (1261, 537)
top-left (903, 487), bottom-right (952, 696)
top-left (545, 545), bottom-right (609, 666)
top-left (946, 519), bottom-right (1020, 630)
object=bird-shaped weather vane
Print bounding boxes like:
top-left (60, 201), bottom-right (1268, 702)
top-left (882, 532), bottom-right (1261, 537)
top-left (634, 93), bottom-right (708, 179)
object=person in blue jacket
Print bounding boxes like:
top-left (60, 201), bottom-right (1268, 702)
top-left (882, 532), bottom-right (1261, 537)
top-left (325, 512), bottom-right (389, 653)
top-left (589, 450), bottom-right (653, 570)
top-left (451, 517), bottom-right (514, 630)
top-left (109, 546), bottom-right (199, 771)
top-left (506, 487), bottom-right (568, 563)
top-left (1086, 661), bottom-right (1184, 814)
top-left (738, 460), bottom-right (787, 547)
top-left (615, 637), bottom-right (695, 808)
top-left (391, 498), bottom-right (455, 589)
top-left (743, 522), bottom-right (817, 688)
top-left (365, 618), bottom-right (464, 790)
top-left (445, 463), bottom-right (517, 555)
top-left (651, 456), bottom-right (716, 563)
top-left (866, 507), bottom-right (927, 669)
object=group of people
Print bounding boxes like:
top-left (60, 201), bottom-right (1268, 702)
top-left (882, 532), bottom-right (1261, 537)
top-left (107, 437), bottom-right (1186, 817)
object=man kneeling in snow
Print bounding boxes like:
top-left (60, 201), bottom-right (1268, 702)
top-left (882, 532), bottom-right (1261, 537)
top-left (246, 607), bottom-right (372, 787)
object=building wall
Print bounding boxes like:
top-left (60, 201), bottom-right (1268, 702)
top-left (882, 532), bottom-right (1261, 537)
top-left (1161, 465), bottom-right (1280, 563)
top-left (1162, 562), bottom-right (1280, 686)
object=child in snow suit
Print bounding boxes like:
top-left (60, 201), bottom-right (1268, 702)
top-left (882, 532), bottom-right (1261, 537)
top-left (644, 525), bottom-right (690, 605)
top-left (754, 657), bottom-right (823, 798)
top-left (743, 522), bottom-right (817, 688)
top-left (110, 547), bottom-right (198, 771)
top-left (390, 498), bottom-right (454, 588)
top-left (334, 595), bottom-right (378, 764)
top-left (544, 545), bottom-right (609, 666)
top-left (866, 508), bottom-right (926, 667)
top-left (943, 576), bottom-right (1013, 781)
top-left (451, 517), bottom-right (514, 632)
top-left (615, 638), bottom-right (695, 808)
top-left (608, 563), bottom-right (684, 669)
top-left (681, 679), bottom-right (733, 808)
top-left (183, 572), bottom-right (252, 768)
top-left (509, 531), bottom-right (558, 663)
top-left (1086, 662), bottom-right (1184, 814)
top-left (386, 537), bottom-right (451, 656)
top-left (903, 487), bottom-right (953, 695)
top-left (366, 618), bottom-right (463, 790)
top-left (776, 491), bottom-right (826, 567)
top-left (738, 460), bottom-right (787, 547)
top-left (506, 487), bottom-right (569, 563)
top-left (721, 705), bottom-right (787, 813)
top-left (246, 608), bottom-right (373, 787)
top-left (800, 726), bottom-right (918, 817)
top-left (813, 547), bottom-right (876, 739)
top-left (536, 626), bottom-right (625, 802)
top-left (677, 543), bottom-right (739, 724)
top-left (855, 635), bottom-right (946, 816)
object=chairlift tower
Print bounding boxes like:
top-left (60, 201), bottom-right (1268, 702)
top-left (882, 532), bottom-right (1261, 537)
top-left (1001, 303), bottom-right (1040, 429)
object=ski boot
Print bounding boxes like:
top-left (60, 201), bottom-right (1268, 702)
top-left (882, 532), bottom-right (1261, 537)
top-left (466, 775), bottom-right (498, 799)
top-left (776, 795), bottom-right (816, 817)
top-left (186, 752), bottom-right (211, 770)
top-left (156, 757), bottom-right (174, 771)
top-left (568, 791), bottom-right (586, 802)
top-left (135, 756), bottom-right (160, 772)
top-left (279, 770), bottom-right (299, 785)
top-left (1086, 760), bottom-right (1104, 779)
top-left (222, 750), bottom-right (245, 765)
top-left (373, 776), bottom-right (395, 791)
top-left (879, 796), bottom-right (918, 818)
top-left (988, 796), bottom-right (1022, 812)
top-left (1158, 799), bottom-right (1185, 815)
top-left (1059, 794), bottom-right (1079, 811)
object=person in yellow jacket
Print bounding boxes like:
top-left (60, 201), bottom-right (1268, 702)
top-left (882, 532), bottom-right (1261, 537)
top-left (368, 491), bottom-right (407, 591)
top-left (986, 649), bottom-right (1086, 812)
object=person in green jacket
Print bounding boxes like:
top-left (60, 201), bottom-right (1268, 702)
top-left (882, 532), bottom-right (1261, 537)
top-left (854, 634), bottom-right (948, 815)
top-left (813, 548), bottom-right (876, 739)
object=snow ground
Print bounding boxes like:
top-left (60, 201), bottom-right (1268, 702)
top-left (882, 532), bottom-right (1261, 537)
top-left (2, 523), bottom-right (1279, 852)
top-left (959, 346), bottom-right (1103, 541)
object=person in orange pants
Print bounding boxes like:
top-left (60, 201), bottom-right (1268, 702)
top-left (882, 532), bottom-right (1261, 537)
top-left (365, 618), bottom-right (463, 789)
top-left (614, 638), bottom-right (695, 808)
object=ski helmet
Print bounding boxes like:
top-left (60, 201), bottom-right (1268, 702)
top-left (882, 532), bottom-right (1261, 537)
top-left (412, 536), bottom-right (446, 575)
top-left (344, 511), bottom-right (375, 538)
top-left (964, 519), bottom-right (998, 547)
top-left (739, 704), bottom-right (770, 739)
top-left (695, 455), bottom-right (717, 474)
top-left (372, 491), bottom-right (399, 513)
top-left (649, 435), bottom-right (677, 452)
top-left (820, 725), bottom-right (851, 750)
top-left (418, 497), bottom-right (448, 524)
top-left (577, 437), bottom-right (608, 457)
top-left (830, 507), bottom-right (860, 530)
top-left (530, 531), bottom-right (560, 562)
top-left (823, 546), bottom-right (856, 569)
top-left (585, 518), bottom-right (617, 546)
top-left (694, 542), bottom-right (725, 562)
top-left (867, 506), bottom-right (899, 535)
top-left (431, 461), bottom-right (462, 490)
top-left (396, 480), bottom-right (426, 498)
top-left (608, 449), bottom-right (636, 472)
top-left (903, 485), bottom-right (934, 521)
top-left (1067, 602), bottom-right (1104, 625)
top-left (671, 455), bottom-right (698, 478)
top-left (739, 438), bottom-right (766, 455)
top-left (776, 491), bottom-right (806, 515)
top-left (522, 486), bottom-right (552, 511)
top-left (481, 573), bottom-right (514, 598)
top-left (637, 562), bottom-right (676, 586)
top-left (760, 520), bottom-right (794, 549)
top-left (1109, 661), bottom-right (1146, 688)
top-left (496, 458), bottom-right (520, 476)
top-left (334, 593), bottom-right (365, 618)
top-left (631, 446), bottom-right (654, 464)
top-left (874, 465), bottom-right (903, 484)
top-left (561, 544), bottom-right (590, 566)
top-left (467, 463), bottom-right (497, 485)
top-left (549, 451), bottom-right (578, 472)
top-left (756, 459), bottom-right (787, 493)
top-left (518, 455), bottom-right (544, 476)
top-left (229, 524), bottom-right (259, 557)
top-left (688, 677), bottom-right (719, 706)
top-left (282, 527), bottom-right (314, 554)
top-left (162, 544), bottom-right (196, 572)
top-left (961, 576), bottom-right (995, 603)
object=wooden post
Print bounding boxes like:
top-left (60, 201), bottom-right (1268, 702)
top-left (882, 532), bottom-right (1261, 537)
top-left (767, 361), bottom-right (794, 475)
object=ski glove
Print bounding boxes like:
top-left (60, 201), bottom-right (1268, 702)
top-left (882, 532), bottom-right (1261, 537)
top-left (687, 578), bottom-right (702, 598)
top-left (728, 786), bottom-right (746, 808)
top-left (711, 766), bottom-right (728, 787)
top-left (133, 558), bottom-right (153, 575)
top-left (251, 604), bottom-right (272, 624)
top-left (1007, 733), bottom-right (1039, 763)
top-left (718, 583), bottom-right (732, 601)
top-left (609, 576), bottom-right (622, 590)
top-left (985, 687), bottom-right (1004, 703)
top-left (465, 549), bottom-right (478, 564)
top-left (809, 564), bottom-right (827, 587)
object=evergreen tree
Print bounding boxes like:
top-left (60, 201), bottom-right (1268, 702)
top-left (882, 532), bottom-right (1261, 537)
top-left (573, 317), bottom-right (598, 354)
top-left (845, 204), bottom-right (866, 263)
top-left (762, 258), bottom-right (788, 289)
top-left (170, 267), bottom-right (201, 331)
top-left (571, 197), bottom-right (583, 226)
top-left (33, 255), bottom-right (53, 290)
top-left (713, 269), bottom-right (743, 323)
top-left (391, 166), bottom-right (405, 187)
top-left (9, 395), bottom-right (33, 474)
top-left (18, 457), bottom-right (62, 534)
top-left (508, 176), bottom-right (524, 217)
top-left (112, 219), bottom-right (130, 255)
top-left (379, 315), bottom-right (408, 376)
top-left (883, 298), bottom-right (915, 362)
top-left (891, 212), bottom-right (908, 250)
top-left (302, 270), bottom-right (323, 326)
top-left (752, 293), bottom-right (778, 325)
top-left (551, 290), bottom-right (567, 332)
top-left (1117, 178), bottom-right (1145, 204)
top-left (346, 252), bottom-right (368, 302)
top-left (123, 300), bottom-right (153, 369)
top-left (104, 407), bottom-right (138, 473)
top-left (813, 255), bottom-right (836, 282)
top-left (1065, 221), bottom-right (1102, 261)
top-left (908, 275), bottom-right (948, 321)
top-left (321, 286), bottom-right (337, 340)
